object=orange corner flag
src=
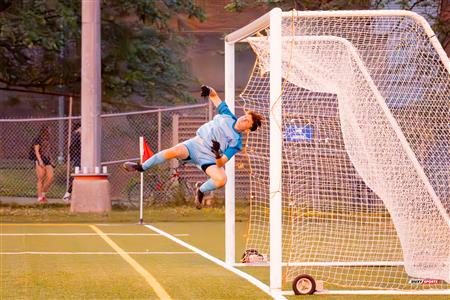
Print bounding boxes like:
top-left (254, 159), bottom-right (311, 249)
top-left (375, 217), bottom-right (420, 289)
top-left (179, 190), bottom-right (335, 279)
top-left (140, 137), bottom-right (154, 163)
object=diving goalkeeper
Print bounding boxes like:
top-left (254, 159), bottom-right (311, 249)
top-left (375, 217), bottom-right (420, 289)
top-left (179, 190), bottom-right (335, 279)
top-left (123, 85), bottom-right (263, 209)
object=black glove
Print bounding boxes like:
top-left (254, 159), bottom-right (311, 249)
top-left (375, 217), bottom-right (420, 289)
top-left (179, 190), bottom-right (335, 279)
top-left (201, 85), bottom-right (211, 97)
top-left (210, 139), bottom-right (222, 159)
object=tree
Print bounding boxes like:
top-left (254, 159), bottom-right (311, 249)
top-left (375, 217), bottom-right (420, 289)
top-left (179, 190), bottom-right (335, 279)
top-left (0, 0), bottom-right (206, 106)
top-left (225, 0), bottom-right (448, 48)
top-left (225, 0), bottom-right (372, 12)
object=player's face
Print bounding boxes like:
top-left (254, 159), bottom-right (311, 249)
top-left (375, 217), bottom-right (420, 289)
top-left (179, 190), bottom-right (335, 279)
top-left (236, 113), bottom-right (253, 132)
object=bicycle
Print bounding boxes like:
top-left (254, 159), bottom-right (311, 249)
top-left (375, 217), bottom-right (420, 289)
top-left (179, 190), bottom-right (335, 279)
top-left (126, 163), bottom-right (196, 208)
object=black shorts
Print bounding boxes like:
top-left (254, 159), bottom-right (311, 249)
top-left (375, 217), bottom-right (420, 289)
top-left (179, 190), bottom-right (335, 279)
top-left (201, 163), bottom-right (216, 172)
top-left (35, 156), bottom-right (52, 166)
top-left (180, 155), bottom-right (215, 173)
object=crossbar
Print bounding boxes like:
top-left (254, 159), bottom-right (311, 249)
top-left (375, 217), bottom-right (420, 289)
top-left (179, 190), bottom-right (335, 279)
top-left (226, 9), bottom-right (450, 75)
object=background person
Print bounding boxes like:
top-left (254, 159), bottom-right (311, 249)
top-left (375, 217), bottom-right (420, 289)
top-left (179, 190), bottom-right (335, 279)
top-left (29, 125), bottom-right (54, 204)
top-left (63, 123), bottom-right (81, 203)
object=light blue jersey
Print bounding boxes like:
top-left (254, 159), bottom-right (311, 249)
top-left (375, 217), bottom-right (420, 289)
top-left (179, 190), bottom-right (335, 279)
top-left (182, 102), bottom-right (242, 171)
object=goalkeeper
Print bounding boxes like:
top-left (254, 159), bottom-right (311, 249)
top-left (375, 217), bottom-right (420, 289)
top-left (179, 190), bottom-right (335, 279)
top-left (123, 85), bottom-right (263, 209)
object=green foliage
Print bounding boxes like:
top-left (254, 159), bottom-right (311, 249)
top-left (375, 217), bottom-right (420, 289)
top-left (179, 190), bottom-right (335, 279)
top-left (0, 0), bottom-right (78, 89)
top-left (0, 0), bottom-right (206, 105)
top-left (225, 0), bottom-right (372, 12)
top-left (372, 1), bottom-right (449, 47)
top-left (224, 0), bottom-right (248, 12)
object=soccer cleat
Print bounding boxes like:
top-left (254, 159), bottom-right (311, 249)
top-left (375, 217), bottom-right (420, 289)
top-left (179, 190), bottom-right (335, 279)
top-left (194, 182), bottom-right (204, 210)
top-left (200, 85), bottom-right (211, 97)
top-left (38, 196), bottom-right (47, 204)
top-left (63, 192), bottom-right (71, 203)
top-left (122, 162), bottom-right (144, 172)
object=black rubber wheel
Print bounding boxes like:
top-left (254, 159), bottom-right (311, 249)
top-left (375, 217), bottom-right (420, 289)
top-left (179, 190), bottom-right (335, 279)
top-left (292, 274), bottom-right (316, 295)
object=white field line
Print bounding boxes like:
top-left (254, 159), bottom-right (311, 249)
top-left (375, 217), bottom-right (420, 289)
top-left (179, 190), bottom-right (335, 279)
top-left (90, 225), bottom-right (172, 300)
top-left (144, 224), bottom-right (286, 300)
top-left (0, 251), bottom-right (195, 255)
top-left (281, 290), bottom-right (450, 295)
top-left (0, 223), bottom-right (184, 228)
top-left (0, 233), bottom-right (189, 236)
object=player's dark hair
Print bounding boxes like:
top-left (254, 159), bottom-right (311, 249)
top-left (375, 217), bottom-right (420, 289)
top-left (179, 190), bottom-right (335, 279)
top-left (248, 111), bottom-right (264, 132)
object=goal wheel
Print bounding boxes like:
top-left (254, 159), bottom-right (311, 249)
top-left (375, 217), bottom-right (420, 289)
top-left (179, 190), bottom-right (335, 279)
top-left (292, 274), bottom-right (316, 295)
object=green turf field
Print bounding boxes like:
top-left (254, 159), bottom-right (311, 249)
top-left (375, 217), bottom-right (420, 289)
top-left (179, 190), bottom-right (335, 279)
top-left (1, 205), bottom-right (449, 299)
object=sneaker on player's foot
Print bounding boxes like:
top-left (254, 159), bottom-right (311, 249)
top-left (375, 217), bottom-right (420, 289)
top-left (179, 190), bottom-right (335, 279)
top-left (63, 192), bottom-right (71, 203)
top-left (194, 182), bottom-right (204, 210)
top-left (37, 196), bottom-right (47, 204)
top-left (200, 85), bottom-right (211, 97)
top-left (122, 162), bottom-right (144, 172)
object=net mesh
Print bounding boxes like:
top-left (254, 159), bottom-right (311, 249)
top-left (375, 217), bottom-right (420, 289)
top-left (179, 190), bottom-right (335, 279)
top-left (240, 12), bottom-right (450, 289)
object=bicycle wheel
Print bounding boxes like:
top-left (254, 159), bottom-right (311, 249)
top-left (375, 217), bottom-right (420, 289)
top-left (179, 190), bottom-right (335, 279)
top-left (146, 183), bottom-right (170, 205)
top-left (127, 182), bottom-right (141, 208)
top-left (179, 179), bottom-right (195, 202)
top-left (128, 178), bottom-right (158, 208)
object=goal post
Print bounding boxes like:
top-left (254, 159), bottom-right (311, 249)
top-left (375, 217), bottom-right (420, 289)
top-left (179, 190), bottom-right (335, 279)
top-left (225, 8), bottom-right (450, 295)
top-left (224, 8), bottom-right (284, 293)
top-left (268, 7), bottom-right (283, 293)
top-left (224, 41), bottom-right (236, 266)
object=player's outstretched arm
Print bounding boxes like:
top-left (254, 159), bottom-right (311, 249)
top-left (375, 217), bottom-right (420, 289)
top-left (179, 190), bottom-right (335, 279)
top-left (201, 85), bottom-right (222, 108)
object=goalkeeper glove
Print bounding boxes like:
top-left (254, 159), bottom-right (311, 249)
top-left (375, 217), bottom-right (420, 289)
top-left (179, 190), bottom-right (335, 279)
top-left (210, 140), bottom-right (222, 159)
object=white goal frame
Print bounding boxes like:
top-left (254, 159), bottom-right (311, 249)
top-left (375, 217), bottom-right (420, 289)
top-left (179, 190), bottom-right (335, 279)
top-left (223, 8), bottom-right (450, 296)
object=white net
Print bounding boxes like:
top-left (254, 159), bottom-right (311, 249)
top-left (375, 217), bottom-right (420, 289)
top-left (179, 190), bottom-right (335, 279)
top-left (240, 11), bottom-right (450, 290)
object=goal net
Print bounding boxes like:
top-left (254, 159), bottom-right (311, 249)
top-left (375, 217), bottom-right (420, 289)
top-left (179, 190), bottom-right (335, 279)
top-left (239, 11), bottom-right (450, 290)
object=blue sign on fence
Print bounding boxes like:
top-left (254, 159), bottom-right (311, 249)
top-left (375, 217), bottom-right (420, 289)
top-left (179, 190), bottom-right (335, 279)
top-left (285, 124), bottom-right (313, 142)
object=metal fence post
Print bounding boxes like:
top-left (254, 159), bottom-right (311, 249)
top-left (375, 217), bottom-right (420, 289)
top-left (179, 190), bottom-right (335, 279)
top-left (158, 110), bottom-right (162, 152)
top-left (58, 95), bottom-right (65, 164)
top-left (171, 113), bottom-right (179, 169)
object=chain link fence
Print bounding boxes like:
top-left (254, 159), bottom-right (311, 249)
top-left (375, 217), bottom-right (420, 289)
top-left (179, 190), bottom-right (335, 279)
top-left (0, 103), bottom-right (250, 206)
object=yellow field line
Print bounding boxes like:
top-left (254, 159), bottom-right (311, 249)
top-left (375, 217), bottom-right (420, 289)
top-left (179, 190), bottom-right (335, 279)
top-left (89, 225), bottom-right (171, 300)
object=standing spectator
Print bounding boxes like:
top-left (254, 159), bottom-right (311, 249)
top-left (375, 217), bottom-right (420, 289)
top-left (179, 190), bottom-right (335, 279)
top-left (63, 123), bottom-right (81, 203)
top-left (29, 125), bottom-right (54, 204)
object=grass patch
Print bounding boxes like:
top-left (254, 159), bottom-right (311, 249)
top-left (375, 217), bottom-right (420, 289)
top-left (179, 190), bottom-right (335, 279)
top-left (0, 203), bottom-right (249, 223)
top-left (0, 166), bottom-right (67, 198)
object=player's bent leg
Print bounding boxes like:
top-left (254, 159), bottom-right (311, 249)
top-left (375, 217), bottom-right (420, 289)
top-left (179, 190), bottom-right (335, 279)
top-left (161, 144), bottom-right (189, 160)
top-left (141, 144), bottom-right (189, 170)
top-left (122, 144), bottom-right (189, 172)
top-left (205, 165), bottom-right (227, 188)
top-left (194, 182), bottom-right (204, 210)
top-left (195, 165), bottom-right (227, 209)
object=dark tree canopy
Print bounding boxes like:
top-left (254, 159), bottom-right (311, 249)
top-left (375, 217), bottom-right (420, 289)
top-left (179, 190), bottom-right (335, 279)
top-left (225, 0), bottom-right (372, 11)
top-left (0, 0), bottom-right (206, 106)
